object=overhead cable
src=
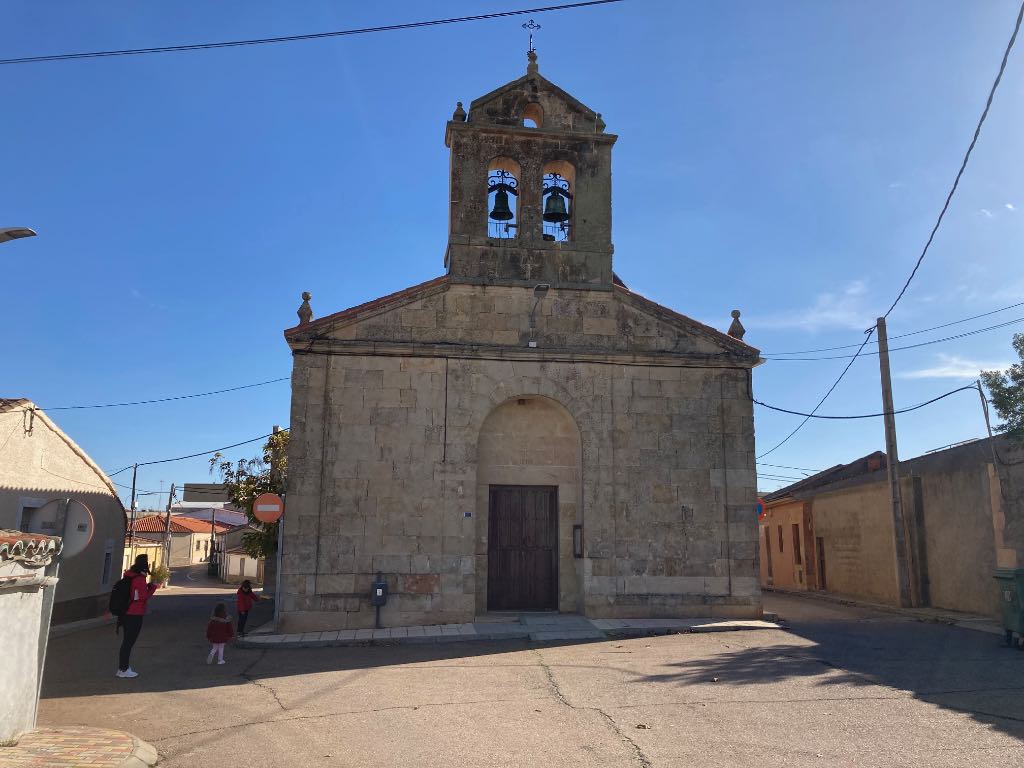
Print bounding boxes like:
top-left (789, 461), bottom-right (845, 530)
top-left (762, 299), bottom-right (1024, 356)
top-left (882, 0), bottom-right (1024, 318)
top-left (755, 330), bottom-right (875, 459)
top-left (763, 315), bottom-right (1024, 361)
top-left (0, 0), bottom-right (624, 66)
top-left (754, 385), bottom-right (976, 420)
top-left (32, 377), bottom-right (289, 411)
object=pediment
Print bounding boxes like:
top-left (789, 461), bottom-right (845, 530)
top-left (468, 71), bottom-right (606, 134)
top-left (285, 279), bottom-right (758, 364)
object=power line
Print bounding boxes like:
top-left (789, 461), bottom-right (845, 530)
top-left (762, 315), bottom-right (1024, 361)
top-left (0, 0), bottom-right (624, 66)
top-left (756, 461), bottom-right (821, 473)
top-left (882, 0), bottom-right (1024, 318)
top-left (31, 377), bottom-right (288, 411)
top-left (756, 329), bottom-right (875, 459)
top-left (136, 430), bottom-right (288, 467)
top-left (761, 299), bottom-right (1024, 356)
top-left (756, 2), bottom-right (1023, 459)
top-left (754, 385), bottom-right (976, 420)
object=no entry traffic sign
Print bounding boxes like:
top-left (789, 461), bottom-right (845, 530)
top-left (253, 493), bottom-right (284, 523)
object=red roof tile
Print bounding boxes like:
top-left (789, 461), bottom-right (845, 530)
top-left (128, 515), bottom-right (231, 534)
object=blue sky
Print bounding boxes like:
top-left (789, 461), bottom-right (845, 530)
top-left (4, 0), bottom-right (1023, 505)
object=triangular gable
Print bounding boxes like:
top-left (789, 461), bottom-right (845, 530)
top-left (468, 70), bottom-right (607, 134)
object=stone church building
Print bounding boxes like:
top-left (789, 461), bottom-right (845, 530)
top-left (280, 52), bottom-right (761, 631)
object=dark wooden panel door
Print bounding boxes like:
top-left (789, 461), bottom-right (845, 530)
top-left (487, 485), bottom-right (558, 611)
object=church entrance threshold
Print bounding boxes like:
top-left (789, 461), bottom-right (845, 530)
top-left (487, 485), bottom-right (558, 611)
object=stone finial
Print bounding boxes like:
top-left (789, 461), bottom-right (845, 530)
top-left (527, 49), bottom-right (539, 76)
top-left (297, 291), bottom-right (313, 326)
top-left (452, 101), bottom-right (466, 122)
top-left (727, 309), bottom-right (746, 341)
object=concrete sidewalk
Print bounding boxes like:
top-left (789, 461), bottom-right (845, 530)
top-left (0, 727), bottom-right (158, 767)
top-left (766, 587), bottom-right (1004, 636)
top-left (238, 613), bottom-right (779, 649)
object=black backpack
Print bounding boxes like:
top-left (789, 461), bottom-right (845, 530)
top-left (109, 575), bottom-right (133, 619)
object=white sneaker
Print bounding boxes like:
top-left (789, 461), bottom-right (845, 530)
top-left (217, 660), bottom-right (226, 665)
top-left (116, 668), bottom-right (138, 678)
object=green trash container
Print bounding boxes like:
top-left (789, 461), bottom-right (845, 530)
top-left (993, 568), bottom-right (1024, 647)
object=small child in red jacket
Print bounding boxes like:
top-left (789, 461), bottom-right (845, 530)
top-left (206, 602), bottom-right (234, 665)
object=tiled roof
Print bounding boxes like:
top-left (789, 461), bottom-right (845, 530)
top-left (0, 529), bottom-right (62, 564)
top-left (763, 451), bottom-right (887, 503)
top-left (128, 515), bottom-right (231, 534)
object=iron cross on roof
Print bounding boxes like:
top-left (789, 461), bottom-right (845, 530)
top-left (522, 19), bottom-right (541, 53)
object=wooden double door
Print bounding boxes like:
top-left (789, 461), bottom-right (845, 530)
top-left (487, 485), bottom-right (558, 611)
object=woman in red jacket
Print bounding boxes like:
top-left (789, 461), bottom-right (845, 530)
top-left (206, 602), bottom-right (235, 665)
top-left (117, 554), bottom-right (159, 678)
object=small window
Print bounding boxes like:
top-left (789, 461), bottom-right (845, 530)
top-left (777, 525), bottom-right (783, 553)
top-left (195, 540), bottom-right (201, 551)
top-left (101, 552), bottom-right (112, 585)
top-left (764, 528), bottom-right (773, 578)
top-left (792, 524), bottom-right (802, 565)
top-left (522, 102), bottom-right (543, 129)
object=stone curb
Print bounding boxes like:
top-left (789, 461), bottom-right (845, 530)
top-left (766, 587), bottom-right (1003, 636)
top-left (50, 614), bottom-right (115, 638)
top-left (125, 735), bottom-right (159, 768)
top-left (0, 727), bottom-right (159, 767)
top-left (236, 620), bottom-right (779, 650)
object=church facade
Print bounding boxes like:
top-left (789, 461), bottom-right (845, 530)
top-left (279, 53), bottom-right (762, 632)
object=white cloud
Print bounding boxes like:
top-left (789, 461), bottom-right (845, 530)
top-left (898, 353), bottom-right (1009, 380)
top-left (888, 181), bottom-right (904, 189)
top-left (1007, 203), bottom-right (1017, 211)
top-left (755, 280), bottom-right (873, 332)
top-left (980, 208), bottom-right (995, 218)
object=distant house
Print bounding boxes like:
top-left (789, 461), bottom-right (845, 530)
top-left (0, 398), bottom-right (125, 624)
top-left (170, 501), bottom-right (248, 528)
top-left (759, 436), bottom-right (1024, 618)
top-left (216, 524), bottom-right (265, 584)
top-left (128, 514), bottom-right (230, 567)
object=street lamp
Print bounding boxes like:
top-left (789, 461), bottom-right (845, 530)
top-left (0, 227), bottom-right (37, 244)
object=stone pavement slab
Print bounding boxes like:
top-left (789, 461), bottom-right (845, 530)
top-left (236, 614), bottom-right (778, 649)
top-left (0, 727), bottom-right (157, 768)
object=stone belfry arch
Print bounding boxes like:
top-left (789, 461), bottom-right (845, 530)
top-left (444, 50), bottom-right (617, 289)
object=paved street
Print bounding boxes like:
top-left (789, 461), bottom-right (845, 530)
top-left (38, 578), bottom-right (1024, 767)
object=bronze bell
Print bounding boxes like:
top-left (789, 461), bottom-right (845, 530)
top-left (489, 188), bottom-right (514, 221)
top-left (543, 191), bottom-right (569, 223)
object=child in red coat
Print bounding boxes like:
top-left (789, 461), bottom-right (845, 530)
top-left (206, 602), bottom-right (234, 665)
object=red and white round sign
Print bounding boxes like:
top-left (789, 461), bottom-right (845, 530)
top-left (253, 493), bottom-right (284, 523)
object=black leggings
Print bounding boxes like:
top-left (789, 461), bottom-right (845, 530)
top-left (238, 611), bottom-right (249, 634)
top-left (119, 615), bottom-right (144, 671)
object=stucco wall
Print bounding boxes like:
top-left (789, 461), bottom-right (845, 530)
top-left (914, 466), bottom-right (1001, 617)
top-left (812, 483), bottom-right (898, 604)
top-left (759, 500), bottom-right (809, 591)
top-left (0, 407), bottom-right (125, 623)
top-left (0, 561), bottom-right (54, 741)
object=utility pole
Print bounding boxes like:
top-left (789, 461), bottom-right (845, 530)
top-left (877, 317), bottom-right (914, 608)
top-left (128, 463), bottom-right (138, 548)
top-left (164, 483), bottom-right (175, 571)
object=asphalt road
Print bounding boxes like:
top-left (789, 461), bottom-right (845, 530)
top-left (39, 576), bottom-right (1024, 767)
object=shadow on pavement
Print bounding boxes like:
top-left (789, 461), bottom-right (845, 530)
top-left (636, 608), bottom-right (1024, 742)
top-left (41, 572), bottom-right (537, 703)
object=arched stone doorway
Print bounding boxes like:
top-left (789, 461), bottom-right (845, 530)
top-left (475, 395), bottom-right (582, 614)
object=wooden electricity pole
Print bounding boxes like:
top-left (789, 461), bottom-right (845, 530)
top-left (877, 317), bottom-right (914, 608)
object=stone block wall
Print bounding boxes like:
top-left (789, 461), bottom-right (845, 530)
top-left (280, 281), bottom-right (759, 632)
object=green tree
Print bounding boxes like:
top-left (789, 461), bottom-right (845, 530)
top-left (981, 333), bottom-right (1024, 444)
top-left (209, 429), bottom-right (288, 559)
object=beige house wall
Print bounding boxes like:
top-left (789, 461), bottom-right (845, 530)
top-left (811, 483), bottom-right (898, 604)
top-left (0, 405), bottom-right (125, 623)
top-left (758, 500), bottom-right (809, 591)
